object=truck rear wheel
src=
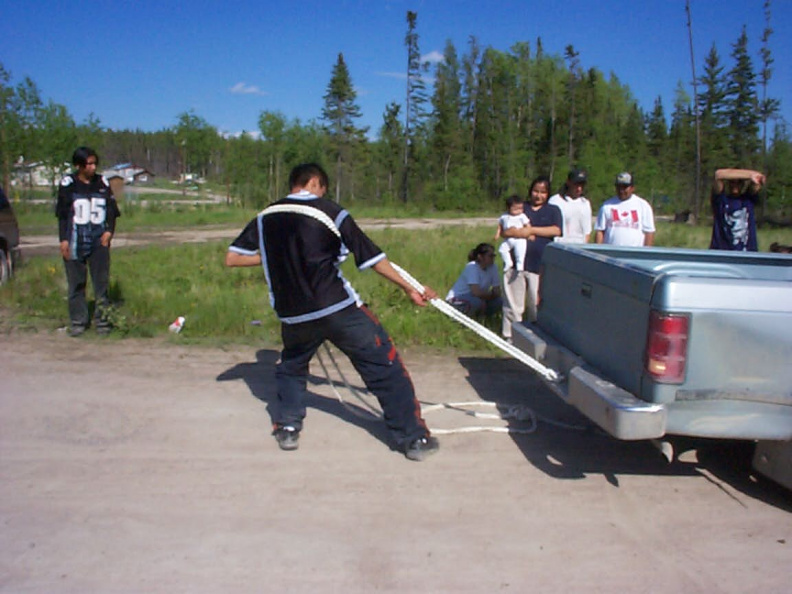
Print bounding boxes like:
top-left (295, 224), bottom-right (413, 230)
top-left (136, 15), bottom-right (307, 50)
top-left (0, 248), bottom-right (11, 285)
top-left (752, 440), bottom-right (792, 491)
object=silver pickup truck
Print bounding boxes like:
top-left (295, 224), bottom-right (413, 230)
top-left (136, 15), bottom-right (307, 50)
top-left (512, 243), bottom-right (792, 489)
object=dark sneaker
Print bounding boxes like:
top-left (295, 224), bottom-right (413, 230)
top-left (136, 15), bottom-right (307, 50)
top-left (68, 325), bottom-right (86, 337)
top-left (272, 425), bottom-right (300, 451)
top-left (404, 435), bottom-right (439, 461)
top-left (95, 326), bottom-right (112, 336)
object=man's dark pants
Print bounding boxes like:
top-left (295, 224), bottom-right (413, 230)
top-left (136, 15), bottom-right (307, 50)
top-left (63, 244), bottom-right (111, 331)
top-left (275, 305), bottom-right (428, 447)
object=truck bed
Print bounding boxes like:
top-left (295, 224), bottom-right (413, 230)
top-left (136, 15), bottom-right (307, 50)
top-left (513, 244), bottom-right (792, 442)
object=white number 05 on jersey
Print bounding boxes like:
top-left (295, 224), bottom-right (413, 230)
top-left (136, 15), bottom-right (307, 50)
top-left (73, 197), bottom-right (107, 225)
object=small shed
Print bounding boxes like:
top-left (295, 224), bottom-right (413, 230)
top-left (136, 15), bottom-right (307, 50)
top-left (105, 173), bottom-right (125, 199)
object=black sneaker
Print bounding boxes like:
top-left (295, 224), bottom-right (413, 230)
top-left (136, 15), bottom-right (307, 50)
top-left (404, 435), bottom-right (439, 461)
top-left (272, 425), bottom-right (300, 451)
top-left (68, 325), bottom-right (86, 337)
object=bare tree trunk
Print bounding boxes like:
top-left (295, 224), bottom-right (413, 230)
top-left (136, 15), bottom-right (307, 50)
top-left (686, 1), bottom-right (703, 224)
top-left (335, 154), bottom-right (342, 203)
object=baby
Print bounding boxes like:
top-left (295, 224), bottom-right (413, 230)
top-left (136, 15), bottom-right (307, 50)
top-left (495, 195), bottom-right (531, 272)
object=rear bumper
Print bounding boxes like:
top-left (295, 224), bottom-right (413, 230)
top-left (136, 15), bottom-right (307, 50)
top-left (567, 367), bottom-right (666, 440)
top-left (512, 322), bottom-right (792, 442)
top-left (512, 323), bottom-right (666, 440)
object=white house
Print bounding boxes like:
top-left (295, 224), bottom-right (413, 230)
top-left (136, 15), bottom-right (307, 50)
top-left (103, 163), bottom-right (155, 185)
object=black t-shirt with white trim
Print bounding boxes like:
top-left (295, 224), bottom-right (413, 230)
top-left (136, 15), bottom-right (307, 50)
top-left (229, 191), bottom-right (385, 324)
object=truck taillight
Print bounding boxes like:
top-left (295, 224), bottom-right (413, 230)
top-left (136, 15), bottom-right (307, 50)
top-left (645, 312), bottom-right (689, 384)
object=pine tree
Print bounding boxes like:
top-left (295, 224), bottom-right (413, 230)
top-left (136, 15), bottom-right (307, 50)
top-left (430, 40), bottom-right (463, 192)
top-left (258, 110), bottom-right (287, 202)
top-left (321, 52), bottom-right (366, 202)
top-left (697, 45), bottom-right (730, 190)
top-left (564, 45), bottom-right (581, 166)
top-left (766, 122), bottom-right (791, 212)
top-left (460, 36), bottom-right (481, 158)
top-left (378, 102), bottom-right (403, 200)
top-left (646, 97), bottom-right (668, 159)
top-left (725, 27), bottom-right (760, 164)
top-left (759, 0), bottom-right (780, 216)
top-left (402, 11), bottom-right (429, 203)
top-left (669, 83), bottom-right (697, 211)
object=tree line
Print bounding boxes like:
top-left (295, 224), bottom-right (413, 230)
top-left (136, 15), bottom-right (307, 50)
top-left (1, 6), bottom-right (789, 221)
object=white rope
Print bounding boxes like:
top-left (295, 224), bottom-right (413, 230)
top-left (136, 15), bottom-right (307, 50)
top-left (421, 401), bottom-right (537, 435)
top-left (259, 204), bottom-right (342, 238)
top-left (259, 202), bottom-right (558, 382)
top-left (259, 203), bottom-right (566, 435)
top-left (316, 343), bottom-right (382, 421)
top-left (315, 345), bottom-right (537, 435)
top-left (390, 262), bottom-right (560, 383)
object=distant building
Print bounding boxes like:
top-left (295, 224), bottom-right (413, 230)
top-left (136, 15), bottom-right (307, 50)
top-left (12, 160), bottom-right (70, 187)
top-left (103, 163), bottom-right (155, 185)
top-left (178, 172), bottom-right (203, 184)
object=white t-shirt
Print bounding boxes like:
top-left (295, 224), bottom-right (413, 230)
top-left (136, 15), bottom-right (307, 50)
top-left (549, 193), bottom-right (592, 243)
top-left (446, 261), bottom-right (501, 301)
top-left (595, 194), bottom-right (656, 247)
top-left (498, 212), bottom-right (530, 231)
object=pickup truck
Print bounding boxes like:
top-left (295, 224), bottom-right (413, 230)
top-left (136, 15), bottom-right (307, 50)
top-left (511, 243), bottom-right (792, 489)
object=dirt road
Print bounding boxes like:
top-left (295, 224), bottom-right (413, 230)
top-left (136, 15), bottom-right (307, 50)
top-left (1, 330), bottom-right (790, 593)
top-left (19, 218), bottom-right (495, 257)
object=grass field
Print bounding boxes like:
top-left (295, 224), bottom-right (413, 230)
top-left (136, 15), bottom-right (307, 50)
top-left (3, 203), bottom-right (791, 351)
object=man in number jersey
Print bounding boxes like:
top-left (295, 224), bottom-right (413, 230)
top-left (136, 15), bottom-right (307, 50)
top-left (226, 163), bottom-right (440, 461)
top-left (56, 147), bottom-right (121, 336)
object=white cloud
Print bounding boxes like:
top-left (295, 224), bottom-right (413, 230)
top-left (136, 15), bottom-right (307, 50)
top-left (229, 82), bottom-right (268, 96)
top-left (375, 71), bottom-right (408, 80)
top-left (220, 130), bottom-right (261, 140)
top-left (375, 70), bottom-right (435, 85)
top-left (422, 50), bottom-right (444, 64)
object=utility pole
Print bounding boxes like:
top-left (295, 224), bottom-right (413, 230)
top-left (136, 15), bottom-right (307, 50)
top-left (686, 1), bottom-right (702, 224)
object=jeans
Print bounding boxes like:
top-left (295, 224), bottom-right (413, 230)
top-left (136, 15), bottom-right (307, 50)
top-left (447, 295), bottom-right (503, 317)
top-left (63, 244), bottom-right (111, 330)
top-left (275, 305), bottom-right (429, 447)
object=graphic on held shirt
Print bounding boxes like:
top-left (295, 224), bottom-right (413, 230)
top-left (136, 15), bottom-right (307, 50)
top-left (725, 207), bottom-right (750, 248)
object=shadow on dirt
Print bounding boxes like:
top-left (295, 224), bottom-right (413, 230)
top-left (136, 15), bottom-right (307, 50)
top-left (216, 350), bottom-right (791, 510)
top-left (458, 356), bottom-right (792, 511)
top-left (216, 348), bottom-right (392, 447)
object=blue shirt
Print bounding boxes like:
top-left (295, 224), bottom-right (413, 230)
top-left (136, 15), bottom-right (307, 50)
top-left (521, 202), bottom-right (563, 273)
top-left (710, 191), bottom-right (758, 251)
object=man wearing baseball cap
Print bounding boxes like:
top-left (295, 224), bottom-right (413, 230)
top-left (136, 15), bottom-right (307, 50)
top-left (549, 168), bottom-right (592, 244)
top-left (594, 172), bottom-right (655, 247)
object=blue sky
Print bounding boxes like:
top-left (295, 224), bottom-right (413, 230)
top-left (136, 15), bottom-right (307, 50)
top-left (2, 0), bottom-right (790, 139)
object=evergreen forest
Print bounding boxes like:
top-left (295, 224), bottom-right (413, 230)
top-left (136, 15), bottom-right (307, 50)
top-left (1, 7), bottom-right (789, 223)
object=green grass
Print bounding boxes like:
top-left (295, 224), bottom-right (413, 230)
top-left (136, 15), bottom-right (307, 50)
top-left (13, 201), bottom-right (254, 235)
top-left (654, 220), bottom-right (792, 252)
top-left (13, 201), bottom-right (494, 237)
top-left (0, 224), bottom-right (506, 351)
top-left (2, 219), bottom-right (791, 351)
